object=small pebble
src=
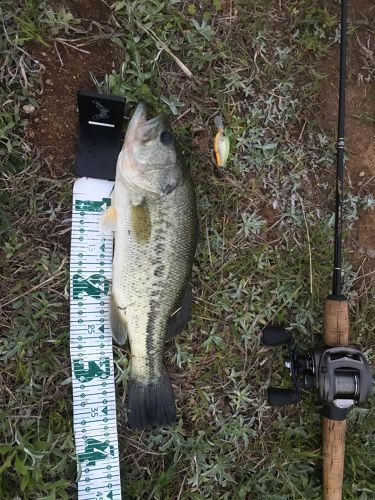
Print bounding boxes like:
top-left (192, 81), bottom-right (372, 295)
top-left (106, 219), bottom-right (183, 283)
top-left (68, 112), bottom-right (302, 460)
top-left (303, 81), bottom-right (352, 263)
top-left (23, 104), bottom-right (35, 114)
top-left (359, 171), bottom-right (365, 177)
top-left (46, 79), bottom-right (53, 85)
top-left (28, 130), bottom-right (35, 139)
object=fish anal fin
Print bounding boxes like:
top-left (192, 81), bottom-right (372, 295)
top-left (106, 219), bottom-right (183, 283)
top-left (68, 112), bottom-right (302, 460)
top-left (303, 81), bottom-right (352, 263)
top-left (167, 283), bottom-right (192, 339)
top-left (99, 206), bottom-right (117, 232)
top-left (110, 294), bottom-right (128, 344)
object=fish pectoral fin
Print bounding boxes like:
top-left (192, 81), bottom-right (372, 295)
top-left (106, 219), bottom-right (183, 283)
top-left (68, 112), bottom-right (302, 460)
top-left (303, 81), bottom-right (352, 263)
top-left (110, 295), bottom-right (128, 344)
top-left (167, 283), bottom-right (192, 339)
top-left (99, 205), bottom-right (117, 232)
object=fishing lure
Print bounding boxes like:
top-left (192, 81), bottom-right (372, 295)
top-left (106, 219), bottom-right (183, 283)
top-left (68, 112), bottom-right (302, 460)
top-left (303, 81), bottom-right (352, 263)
top-left (213, 115), bottom-right (230, 168)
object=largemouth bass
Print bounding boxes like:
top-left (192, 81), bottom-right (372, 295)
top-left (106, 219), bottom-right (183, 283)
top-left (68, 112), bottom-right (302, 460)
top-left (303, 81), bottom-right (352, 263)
top-left (101, 103), bottom-right (198, 429)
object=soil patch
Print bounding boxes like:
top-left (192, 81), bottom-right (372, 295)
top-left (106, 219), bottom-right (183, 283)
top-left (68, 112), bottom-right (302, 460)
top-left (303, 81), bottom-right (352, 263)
top-left (59, 0), bottom-right (114, 25)
top-left (357, 210), bottom-right (375, 256)
top-left (26, 0), bottom-right (122, 176)
top-left (314, 0), bottom-right (375, 278)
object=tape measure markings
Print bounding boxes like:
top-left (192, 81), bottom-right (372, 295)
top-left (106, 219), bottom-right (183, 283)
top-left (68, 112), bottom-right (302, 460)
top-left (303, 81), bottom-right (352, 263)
top-left (70, 178), bottom-right (121, 500)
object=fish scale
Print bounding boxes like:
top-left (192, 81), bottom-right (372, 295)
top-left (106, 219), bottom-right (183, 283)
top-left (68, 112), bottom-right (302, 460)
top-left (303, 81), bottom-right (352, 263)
top-left (113, 178), bottom-right (196, 382)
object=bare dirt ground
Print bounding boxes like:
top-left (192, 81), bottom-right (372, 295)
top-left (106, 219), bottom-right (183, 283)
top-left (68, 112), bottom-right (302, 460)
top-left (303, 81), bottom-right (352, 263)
top-left (3, 0), bottom-right (373, 497)
top-left (316, 0), bottom-right (375, 281)
top-left (27, 0), bottom-right (121, 175)
top-left (28, 0), bottom-right (375, 279)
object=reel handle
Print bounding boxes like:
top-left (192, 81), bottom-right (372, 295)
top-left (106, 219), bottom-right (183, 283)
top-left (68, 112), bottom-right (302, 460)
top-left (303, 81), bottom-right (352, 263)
top-left (261, 326), bottom-right (291, 346)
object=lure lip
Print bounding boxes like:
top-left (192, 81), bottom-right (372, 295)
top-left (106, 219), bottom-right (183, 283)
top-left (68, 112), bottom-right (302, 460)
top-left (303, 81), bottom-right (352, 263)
top-left (214, 115), bottom-right (223, 130)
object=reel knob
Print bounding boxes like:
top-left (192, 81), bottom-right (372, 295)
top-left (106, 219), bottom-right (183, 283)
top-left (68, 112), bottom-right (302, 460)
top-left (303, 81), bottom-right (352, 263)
top-left (267, 387), bottom-right (300, 406)
top-left (262, 326), bottom-right (304, 406)
top-left (261, 326), bottom-right (291, 346)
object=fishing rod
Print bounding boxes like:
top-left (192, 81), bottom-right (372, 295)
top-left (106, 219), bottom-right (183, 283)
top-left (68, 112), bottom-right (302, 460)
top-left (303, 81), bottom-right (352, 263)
top-left (261, 1), bottom-right (372, 498)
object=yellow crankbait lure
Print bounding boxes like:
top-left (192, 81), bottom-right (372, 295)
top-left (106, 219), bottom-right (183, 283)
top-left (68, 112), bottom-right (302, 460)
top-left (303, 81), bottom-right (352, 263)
top-left (213, 115), bottom-right (230, 168)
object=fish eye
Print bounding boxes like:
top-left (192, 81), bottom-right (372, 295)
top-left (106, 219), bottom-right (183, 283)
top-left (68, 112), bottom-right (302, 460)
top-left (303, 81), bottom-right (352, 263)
top-left (160, 131), bottom-right (173, 145)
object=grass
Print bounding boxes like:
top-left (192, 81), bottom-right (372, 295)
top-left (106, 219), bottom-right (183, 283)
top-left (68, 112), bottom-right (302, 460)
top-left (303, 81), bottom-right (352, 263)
top-left (1, 0), bottom-right (374, 499)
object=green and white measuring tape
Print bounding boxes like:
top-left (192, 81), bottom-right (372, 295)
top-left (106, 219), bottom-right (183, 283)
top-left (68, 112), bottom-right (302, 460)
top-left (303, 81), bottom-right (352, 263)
top-left (70, 177), bottom-right (121, 499)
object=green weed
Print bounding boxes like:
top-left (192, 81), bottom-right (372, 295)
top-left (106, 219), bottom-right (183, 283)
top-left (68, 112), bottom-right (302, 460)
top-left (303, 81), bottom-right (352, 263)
top-left (1, 0), bottom-right (374, 499)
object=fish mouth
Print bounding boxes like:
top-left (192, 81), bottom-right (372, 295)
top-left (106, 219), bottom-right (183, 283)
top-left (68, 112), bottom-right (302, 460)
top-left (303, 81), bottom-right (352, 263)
top-left (128, 102), bottom-right (147, 129)
top-left (121, 103), bottom-right (176, 198)
top-left (127, 103), bottom-right (167, 143)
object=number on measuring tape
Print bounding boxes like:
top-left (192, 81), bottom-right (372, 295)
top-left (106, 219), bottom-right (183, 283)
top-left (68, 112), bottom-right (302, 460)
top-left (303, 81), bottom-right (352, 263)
top-left (70, 178), bottom-right (121, 500)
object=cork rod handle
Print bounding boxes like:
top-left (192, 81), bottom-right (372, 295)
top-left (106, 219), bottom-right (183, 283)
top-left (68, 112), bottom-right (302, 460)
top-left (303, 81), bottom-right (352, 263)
top-left (323, 296), bottom-right (349, 500)
top-left (323, 418), bottom-right (347, 500)
top-left (324, 298), bottom-right (349, 346)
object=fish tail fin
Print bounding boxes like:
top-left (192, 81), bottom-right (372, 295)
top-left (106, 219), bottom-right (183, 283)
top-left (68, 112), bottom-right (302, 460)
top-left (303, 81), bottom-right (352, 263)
top-left (127, 369), bottom-right (176, 430)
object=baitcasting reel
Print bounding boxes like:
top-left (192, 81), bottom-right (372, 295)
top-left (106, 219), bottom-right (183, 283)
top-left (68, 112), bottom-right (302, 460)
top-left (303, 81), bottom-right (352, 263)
top-left (261, 326), bottom-right (372, 414)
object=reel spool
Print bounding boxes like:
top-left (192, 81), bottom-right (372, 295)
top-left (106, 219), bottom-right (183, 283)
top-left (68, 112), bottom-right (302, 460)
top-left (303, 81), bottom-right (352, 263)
top-left (261, 326), bottom-right (372, 413)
